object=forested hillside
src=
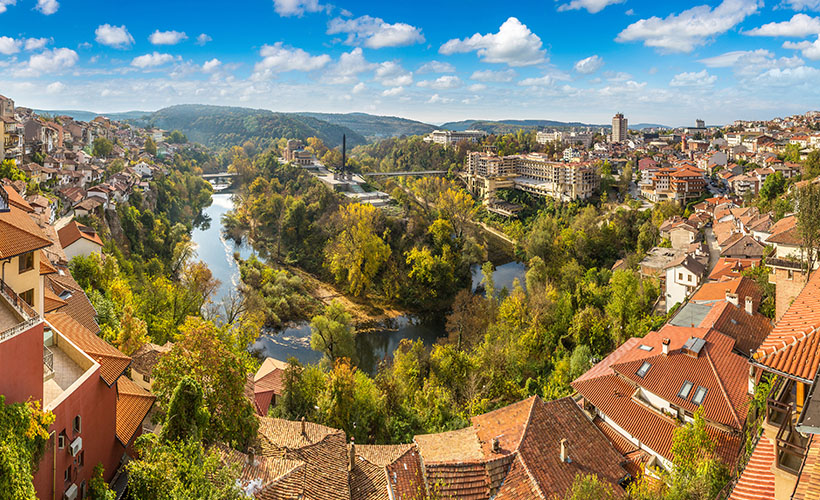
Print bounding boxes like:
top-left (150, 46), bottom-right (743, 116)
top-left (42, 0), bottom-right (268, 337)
top-left (133, 105), bottom-right (366, 150)
top-left (296, 112), bottom-right (437, 139)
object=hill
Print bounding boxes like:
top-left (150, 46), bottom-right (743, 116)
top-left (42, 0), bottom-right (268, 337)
top-left (440, 119), bottom-right (606, 134)
top-left (132, 105), bottom-right (366, 149)
top-left (296, 112), bottom-right (436, 139)
top-left (33, 109), bottom-right (152, 122)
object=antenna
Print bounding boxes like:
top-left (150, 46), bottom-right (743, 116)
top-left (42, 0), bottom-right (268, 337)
top-left (342, 134), bottom-right (346, 173)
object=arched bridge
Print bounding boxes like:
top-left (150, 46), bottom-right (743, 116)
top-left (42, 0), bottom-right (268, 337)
top-left (362, 170), bottom-right (448, 177)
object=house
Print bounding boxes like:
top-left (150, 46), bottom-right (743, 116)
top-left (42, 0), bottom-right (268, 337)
top-left (57, 220), bottom-right (103, 261)
top-left (0, 189), bottom-right (154, 500)
top-left (664, 254), bottom-right (707, 312)
top-left (223, 396), bottom-right (630, 499)
top-left (720, 234), bottom-right (765, 259)
top-left (253, 357), bottom-right (287, 416)
top-left (669, 224), bottom-right (699, 250)
top-left (573, 324), bottom-right (748, 473)
top-left (129, 342), bottom-right (173, 392)
top-left (708, 257), bottom-right (760, 282)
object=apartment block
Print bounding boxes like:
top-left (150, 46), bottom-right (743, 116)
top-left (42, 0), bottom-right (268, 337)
top-left (424, 129), bottom-right (487, 147)
top-left (464, 151), bottom-right (600, 203)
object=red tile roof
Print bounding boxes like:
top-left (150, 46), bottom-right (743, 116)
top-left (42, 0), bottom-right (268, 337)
top-left (728, 436), bottom-right (775, 500)
top-left (691, 277), bottom-right (762, 308)
top-left (793, 435), bottom-right (820, 500)
top-left (2, 184), bottom-right (33, 212)
top-left (57, 220), bottom-right (103, 249)
top-left (46, 312), bottom-right (130, 385)
top-left (699, 301), bottom-right (772, 356)
top-left (115, 376), bottom-right (155, 446)
top-left (708, 258), bottom-right (760, 282)
top-left (0, 204), bottom-right (52, 259)
top-left (754, 269), bottom-right (820, 381)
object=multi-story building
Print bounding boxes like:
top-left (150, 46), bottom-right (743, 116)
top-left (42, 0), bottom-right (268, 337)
top-left (611, 113), bottom-right (628, 143)
top-left (0, 186), bottom-right (154, 500)
top-left (464, 151), bottom-right (600, 203)
top-left (424, 129), bottom-right (487, 147)
top-left (641, 166), bottom-right (707, 203)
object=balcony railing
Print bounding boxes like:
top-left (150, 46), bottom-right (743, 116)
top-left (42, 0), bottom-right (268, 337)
top-left (0, 279), bottom-right (36, 319)
top-left (775, 403), bottom-right (808, 475)
top-left (43, 345), bottom-right (54, 375)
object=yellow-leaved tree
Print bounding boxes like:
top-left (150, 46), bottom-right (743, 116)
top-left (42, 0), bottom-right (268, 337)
top-left (325, 203), bottom-right (391, 297)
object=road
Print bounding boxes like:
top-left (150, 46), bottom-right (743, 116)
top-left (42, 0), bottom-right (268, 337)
top-left (704, 226), bottom-right (720, 276)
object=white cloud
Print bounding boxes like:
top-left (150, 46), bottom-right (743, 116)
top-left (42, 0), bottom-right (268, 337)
top-left (196, 33), bottom-right (212, 45)
top-left (753, 65), bottom-right (820, 86)
top-left (699, 48), bottom-right (804, 77)
top-left (440, 17), bottom-right (546, 66)
top-left (273, 0), bottom-right (324, 16)
top-left (24, 38), bottom-right (49, 50)
top-left (470, 69), bottom-right (516, 82)
top-left (382, 86), bottom-right (404, 96)
top-left (519, 74), bottom-right (560, 86)
top-left (149, 30), bottom-right (188, 45)
top-left (0, 0), bottom-right (15, 14)
top-left (45, 81), bottom-right (64, 93)
top-left (36, 0), bottom-right (58, 15)
top-left (428, 93), bottom-right (452, 104)
top-left (0, 36), bottom-right (20, 55)
top-left (131, 52), bottom-right (176, 68)
top-left (616, 0), bottom-right (762, 53)
top-left (574, 55), bottom-right (604, 74)
top-left (95, 24), bottom-right (134, 49)
top-left (783, 0), bottom-right (820, 11)
top-left (784, 36), bottom-right (820, 59)
top-left (202, 58), bottom-right (221, 72)
top-left (352, 82), bottom-right (366, 94)
top-left (557, 0), bottom-right (624, 14)
top-left (417, 60), bottom-right (456, 73)
top-left (17, 47), bottom-right (78, 76)
top-left (468, 83), bottom-right (487, 91)
top-left (417, 75), bottom-right (462, 89)
top-left (327, 15), bottom-right (424, 49)
top-left (253, 42), bottom-right (331, 78)
top-left (324, 47), bottom-right (376, 84)
top-left (375, 61), bottom-right (412, 86)
top-left (669, 69), bottom-right (717, 86)
top-left (746, 14), bottom-right (820, 37)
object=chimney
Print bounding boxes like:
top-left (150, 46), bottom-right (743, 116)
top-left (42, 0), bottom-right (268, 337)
top-left (662, 338), bottom-right (670, 356)
top-left (349, 437), bottom-right (355, 471)
top-left (301, 416), bottom-right (306, 435)
top-left (745, 296), bottom-right (753, 315)
top-left (246, 446), bottom-right (256, 467)
top-left (726, 291), bottom-right (739, 306)
top-left (492, 437), bottom-right (500, 453)
top-left (560, 439), bottom-right (569, 463)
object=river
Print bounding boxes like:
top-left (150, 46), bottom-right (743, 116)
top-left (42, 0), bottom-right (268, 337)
top-left (192, 193), bottom-right (526, 373)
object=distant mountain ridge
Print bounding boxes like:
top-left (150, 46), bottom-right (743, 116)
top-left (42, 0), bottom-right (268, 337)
top-left (33, 109), bottom-right (152, 122)
top-left (440, 119), bottom-right (672, 133)
top-left (295, 112), bottom-right (437, 139)
top-left (130, 105), bottom-right (366, 149)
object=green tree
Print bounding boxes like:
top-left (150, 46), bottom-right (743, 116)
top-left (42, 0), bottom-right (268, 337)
top-left (325, 203), bottom-right (391, 297)
top-left (145, 137), bottom-right (158, 156)
top-left (310, 300), bottom-right (356, 364)
top-left (605, 270), bottom-right (644, 342)
top-left (0, 397), bottom-right (54, 500)
top-left (152, 318), bottom-right (258, 449)
top-left (0, 159), bottom-right (26, 181)
top-left (127, 436), bottom-right (242, 500)
top-left (88, 464), bottom-right (115, 500)
top-left (562, 473), bottom-right (617, 500)
top-left (167, 130), bottom-right (188, 144)
top-left (161, 377), bottom-right (210, 443)
top-left (796, 182), bottom-right (820, 275)
top-left (92, 137), bottom-right (114, 157)
top-left (759, 172), bottom-right (786, 201)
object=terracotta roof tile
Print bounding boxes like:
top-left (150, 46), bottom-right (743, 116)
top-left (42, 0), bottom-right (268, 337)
top-left (728, 436), bottom-right (775, 500)
top-left (57, 220), bottom-right (103, 249)
top-left (46, 272), bottom-right (100, 334)
top-left (350, 445), bottom-right (425, 500)
top-left (115, 376), bottom-right (155, 445)
top-left (2, 184), bottom-right (33, 212)
top-left (699, 301), bottom-right (772, 355)
top-left (415, 427), bottom-right (483, 464)
top-left (0, 204), bottom-right (52, 259)
top-left (708, 258), bottom-right (760, 282)
top-left (46, 312), bottom-right (129, 385)
top-left (755, 269), bottom-right (820, 381)
top-left (692, 277), bottom-right (762, 308)
top-left (793, 435), bottom-right (820, 500)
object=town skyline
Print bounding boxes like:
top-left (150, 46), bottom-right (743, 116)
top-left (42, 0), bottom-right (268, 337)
top-left (1, 0), bottom-right (820, 124)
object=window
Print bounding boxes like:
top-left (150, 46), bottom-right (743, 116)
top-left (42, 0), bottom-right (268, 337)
top-left (78, 450), bottom-right (84, 469)
top-left (20, 289), bottom-right (33, 306)
top-left (18, 251), bottom-right (34, 273)
top-left (688, 274), bottom-right (693, 282)
top-left (636, 362), bottom-right (652, 378)
top-left (678, 381), bottom-right (694, 400)
top-left (692, 386), bottom-right (708, 406)
top-left (678, 272), bottom-right (683, 280)
top-left (143, 373), bottom-right (150, 383)
top-left (73, 415), bottom-right (81, 434)
top-left (638, 345), bottom-right (653, 352)
top-left (64, 465), bottom-right (71, 484)
top-left (58, 431), bottom-right (66, 449)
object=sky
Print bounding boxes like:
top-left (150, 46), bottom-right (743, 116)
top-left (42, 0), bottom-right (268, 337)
top-left (1, 0), bottom-right (820, 125)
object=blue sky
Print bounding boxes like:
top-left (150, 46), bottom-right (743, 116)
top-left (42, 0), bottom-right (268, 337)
top-left (1, 0), bottom-right (820, 125)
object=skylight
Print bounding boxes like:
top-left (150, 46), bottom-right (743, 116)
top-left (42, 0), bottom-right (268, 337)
top-left (678, 381), bottom-right (693, 400)
top-left (638, 345), bottom-right (653, 351)
top-left (636, 361), bottom-right (651, 378)
top-left (692, 386), bottom-right (708, 406)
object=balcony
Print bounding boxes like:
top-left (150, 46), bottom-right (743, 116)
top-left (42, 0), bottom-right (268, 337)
top-left (42, 325), bottom-right (96, 410)
top-left (767, 377), bottom-right (809, 475)
top-left (0, 279), bottom-right (39, 343)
